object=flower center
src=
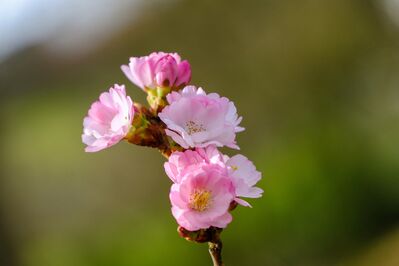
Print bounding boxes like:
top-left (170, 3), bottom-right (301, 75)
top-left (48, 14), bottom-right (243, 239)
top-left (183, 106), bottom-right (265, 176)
top-left (185, 120), bottom-right (206, 135)
top-left (189, 189), bottom-right (212, 212)
top-left (231, 165), bottom-right (238, 171)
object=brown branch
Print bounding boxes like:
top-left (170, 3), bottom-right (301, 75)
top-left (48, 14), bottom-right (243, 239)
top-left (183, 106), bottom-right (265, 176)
top-left (178, 226), bottom-right (225, 266)
top-left (209, 239), bottom-right (224, 266)
top-left (208, 226), bottom-right (224, 266)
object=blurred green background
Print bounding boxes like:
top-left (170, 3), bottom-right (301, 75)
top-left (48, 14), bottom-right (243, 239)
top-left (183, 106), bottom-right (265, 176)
top-left (1, 0), bottom-right (399, 265)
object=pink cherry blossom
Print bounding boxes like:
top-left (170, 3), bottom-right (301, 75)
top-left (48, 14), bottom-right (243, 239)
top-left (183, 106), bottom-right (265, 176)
top-left (169, 164), bottom-right (235, 231)
top-left (121, 52), bottom-right (191, 90)
top-left (225, 154), bottom-right (263, 207)
top-left (165, 146), bottom-right (262, 209)
top-left (82, 84), bottom-right (134, 152)
top-left (159, 86), bottom-right (244, 149)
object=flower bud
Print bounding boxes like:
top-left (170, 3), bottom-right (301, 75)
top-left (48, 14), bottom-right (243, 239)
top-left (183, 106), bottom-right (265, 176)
top-left (121, 52), bottom-right (191, 112)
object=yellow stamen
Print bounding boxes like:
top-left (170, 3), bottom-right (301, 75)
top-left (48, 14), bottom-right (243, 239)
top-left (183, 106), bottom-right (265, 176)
top-left (189, 190), bottom-right (212, 212)
top-left (185, 120), bottom-right (206, 135)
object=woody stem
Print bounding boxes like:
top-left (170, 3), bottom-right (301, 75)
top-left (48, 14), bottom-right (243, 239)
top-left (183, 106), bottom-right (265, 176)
top-left (208, 238), bottom-right (223, 266)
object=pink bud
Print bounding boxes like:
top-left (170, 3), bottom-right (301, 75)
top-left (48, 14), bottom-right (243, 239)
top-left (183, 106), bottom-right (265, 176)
top-left (121, 52), bottom-right (191, 90)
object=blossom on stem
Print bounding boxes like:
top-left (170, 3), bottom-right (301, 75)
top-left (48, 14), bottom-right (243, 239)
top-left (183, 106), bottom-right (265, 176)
top-left (165, 146), bottom-right (263, 211)
top-left (225, 154), bottom-right (263, 207)
top-left (121, 52), bottom-right (191, 91)
top-left (169, 163), bottom-right (235, 231)
top-left (82, 84), bottom-right (134, 152)
top-left (159, 86), bottom-right (244, 149)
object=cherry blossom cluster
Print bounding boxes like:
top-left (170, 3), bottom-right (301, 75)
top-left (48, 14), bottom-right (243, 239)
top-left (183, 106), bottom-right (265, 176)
top-left (82, 52), bottom-right (262, 263)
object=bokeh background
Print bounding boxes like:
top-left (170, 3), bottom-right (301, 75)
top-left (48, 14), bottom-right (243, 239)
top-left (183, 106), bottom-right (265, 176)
top-left (1, 0), bottom-right (399, 265)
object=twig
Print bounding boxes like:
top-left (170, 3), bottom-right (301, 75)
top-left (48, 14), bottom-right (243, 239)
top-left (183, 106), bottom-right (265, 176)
top-left (208, 239), bottom-right (224, 266)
